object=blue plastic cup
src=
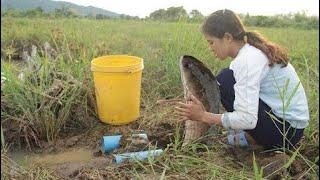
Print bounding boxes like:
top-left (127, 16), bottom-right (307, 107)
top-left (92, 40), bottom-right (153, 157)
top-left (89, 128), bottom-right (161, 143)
top-left (102, 133), bottom-right (148, 153)
top-left (112, 149), bottom-right (163, 164)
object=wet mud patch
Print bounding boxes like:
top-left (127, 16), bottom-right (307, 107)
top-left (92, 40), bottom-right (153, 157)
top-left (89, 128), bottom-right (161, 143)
top-left (9, 120), bottom-right (179, 179)
top-left (147, 123), bottom-right (178, 149)
top-left (36, 121), bottom-right (141, 154)
top-left (5, 115), bottom-right (318, 179)
top-left (9, 147), bottom-right (114, 179)
top-left (50, 156), bottom-right (113, 179)
top-left (56, 124), bottom-right (177, 179)
top-left (115, 133), bottom-right (151, 153)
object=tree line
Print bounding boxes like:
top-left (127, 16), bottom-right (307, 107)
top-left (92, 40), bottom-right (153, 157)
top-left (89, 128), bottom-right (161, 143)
top-left (147, 6), bottom-right (318, 29)
top-left (1, 6), bottom-right (318, 29)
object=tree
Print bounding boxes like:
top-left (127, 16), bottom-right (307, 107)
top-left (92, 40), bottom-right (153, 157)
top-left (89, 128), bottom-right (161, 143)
top-left (54, 6), bottom-right (77, 18)
top-left (35, 7), bottom-right (43, 14)
top-left (2, 8), bottom-right (20, 17)
top-left (96, 14), bottom-right (107, 19)
top-left (149, 9), bottom-right (166, 20)
top-left (294, 11), bottom-right (308, 23)
top-left (149, 6), bottom-right (188, 21)
top-left (119, 14), bottom-right (139, 20)
top-left (166, 6), bottom-right (188, 21)
top-left (24, 7), bottom-right (44, 17)
top-left (189, 9), bottom-right (204, 22)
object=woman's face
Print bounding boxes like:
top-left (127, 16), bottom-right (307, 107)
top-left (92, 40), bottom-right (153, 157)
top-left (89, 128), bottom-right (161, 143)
top-left (204, 34), bottom-right (230, 60)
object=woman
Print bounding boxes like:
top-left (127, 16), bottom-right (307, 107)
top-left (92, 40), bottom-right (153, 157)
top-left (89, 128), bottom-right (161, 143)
top-left (175, 9), bottom-right (309, 150)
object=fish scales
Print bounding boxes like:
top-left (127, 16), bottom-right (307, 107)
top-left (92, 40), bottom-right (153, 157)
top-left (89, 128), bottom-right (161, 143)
top-left (179, 55), bottom-right (220, 146)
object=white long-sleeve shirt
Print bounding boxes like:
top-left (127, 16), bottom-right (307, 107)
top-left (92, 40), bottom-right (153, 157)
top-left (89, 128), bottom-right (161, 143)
top-left (221, 44), bottom-right (309, 130)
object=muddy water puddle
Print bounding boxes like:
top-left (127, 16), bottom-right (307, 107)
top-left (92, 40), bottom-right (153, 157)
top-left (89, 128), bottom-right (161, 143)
top-left (9, 148), bottom-right (114, 178)
top-left (10, 148), bottom-right (94, 168)
top-left (5, 122), bottom-right (178, 178)
top-left (10, 122), bottom-right (177, 168)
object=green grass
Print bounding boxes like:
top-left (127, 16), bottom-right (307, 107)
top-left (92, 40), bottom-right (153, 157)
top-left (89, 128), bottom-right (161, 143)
top-left (1, 17), bottom-right (319, 179)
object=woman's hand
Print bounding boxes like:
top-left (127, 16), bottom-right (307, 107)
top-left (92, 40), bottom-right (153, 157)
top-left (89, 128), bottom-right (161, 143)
top-left (174, 95), bottom-right (207, 122)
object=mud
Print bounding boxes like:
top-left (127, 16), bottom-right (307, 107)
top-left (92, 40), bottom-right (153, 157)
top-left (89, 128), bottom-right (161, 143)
top-left (50, 156), bottom-right (112, 179)
top-left (9, 148), bottom-right (114, 179)
top-left (6, 117), bottom-right (318, 179)
top-left (147, 123), bottom-right (178, 149)
top-left (115, 134), bottom-right (151, 154)
top-left (6, 121), bottom-right (177, 179)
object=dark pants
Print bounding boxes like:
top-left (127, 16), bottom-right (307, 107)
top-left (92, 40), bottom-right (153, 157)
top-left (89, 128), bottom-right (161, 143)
top-left (216, 68), bottom-right (304, 150)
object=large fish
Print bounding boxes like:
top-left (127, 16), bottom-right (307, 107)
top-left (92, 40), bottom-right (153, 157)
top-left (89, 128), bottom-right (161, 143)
top-left (179, 55), bottom-right (220, 146)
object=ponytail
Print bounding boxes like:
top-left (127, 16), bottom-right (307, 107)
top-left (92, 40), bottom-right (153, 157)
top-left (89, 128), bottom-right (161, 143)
top-left (245, 31), bottom-right (289, 67)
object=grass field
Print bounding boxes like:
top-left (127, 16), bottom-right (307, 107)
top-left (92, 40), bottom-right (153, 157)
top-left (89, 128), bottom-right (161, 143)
top-left (1, 18), bottom-right (319, 179)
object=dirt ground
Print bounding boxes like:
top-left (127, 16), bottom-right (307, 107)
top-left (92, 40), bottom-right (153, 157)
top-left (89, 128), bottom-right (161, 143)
top-left (9, 120), bottom-right (176, 179)
top-left (7, 120), bottom-right (311, 180)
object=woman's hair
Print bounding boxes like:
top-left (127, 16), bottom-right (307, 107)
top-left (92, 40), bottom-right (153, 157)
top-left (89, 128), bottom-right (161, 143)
top-left (201, 9), bottom-right (289, 67)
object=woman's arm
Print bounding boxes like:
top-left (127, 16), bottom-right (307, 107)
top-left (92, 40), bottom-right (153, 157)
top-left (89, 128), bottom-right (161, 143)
top-left (201, 111), bottom-right (223, 126)
top-left (175, 95), bottom-right (222, 126)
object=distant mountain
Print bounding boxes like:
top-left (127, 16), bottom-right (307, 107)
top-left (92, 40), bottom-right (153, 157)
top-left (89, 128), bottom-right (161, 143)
top-left (1, 0), bottom-right (121, 17)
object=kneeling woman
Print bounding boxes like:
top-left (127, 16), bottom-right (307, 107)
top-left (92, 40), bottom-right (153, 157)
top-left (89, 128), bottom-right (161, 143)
top-left (175, 9), bottom-right (309, 150)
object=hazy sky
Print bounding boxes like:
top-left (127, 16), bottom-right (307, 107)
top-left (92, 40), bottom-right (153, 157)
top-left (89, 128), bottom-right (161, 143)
top-left (54, 0), bottom-right (319, 18)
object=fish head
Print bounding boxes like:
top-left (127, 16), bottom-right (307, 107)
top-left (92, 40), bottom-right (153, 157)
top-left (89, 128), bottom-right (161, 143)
top-left (179, 55), bottom-right (208, 102)
top-left (179, 55), bottom-right (220, 113)
top-left (180, 55), bottom-right (207, 72)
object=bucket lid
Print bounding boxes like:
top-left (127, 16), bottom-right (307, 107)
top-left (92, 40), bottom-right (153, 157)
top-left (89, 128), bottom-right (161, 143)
top-left (91, 55), bottom-right (144, 73)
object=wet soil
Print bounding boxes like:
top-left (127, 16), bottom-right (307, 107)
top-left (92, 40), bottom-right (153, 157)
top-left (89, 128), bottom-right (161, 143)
top-left (7, 121), bottom-right (318, 179)
top-left (9, 121), bottom-right (177, 179)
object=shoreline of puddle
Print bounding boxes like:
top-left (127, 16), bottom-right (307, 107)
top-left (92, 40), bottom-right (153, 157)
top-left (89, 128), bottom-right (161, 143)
top-left (9, 148), bottom-right (96, 168)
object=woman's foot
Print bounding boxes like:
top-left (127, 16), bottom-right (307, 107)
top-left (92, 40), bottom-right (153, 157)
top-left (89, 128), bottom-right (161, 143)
top-left (227, 130), bottom-right (249, 147)
top-left (219, 130), bottom-right (263, 150)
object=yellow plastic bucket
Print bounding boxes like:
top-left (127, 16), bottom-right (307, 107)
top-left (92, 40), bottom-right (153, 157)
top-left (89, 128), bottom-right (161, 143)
top-left (91, 55), bottom-right (144, 125)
